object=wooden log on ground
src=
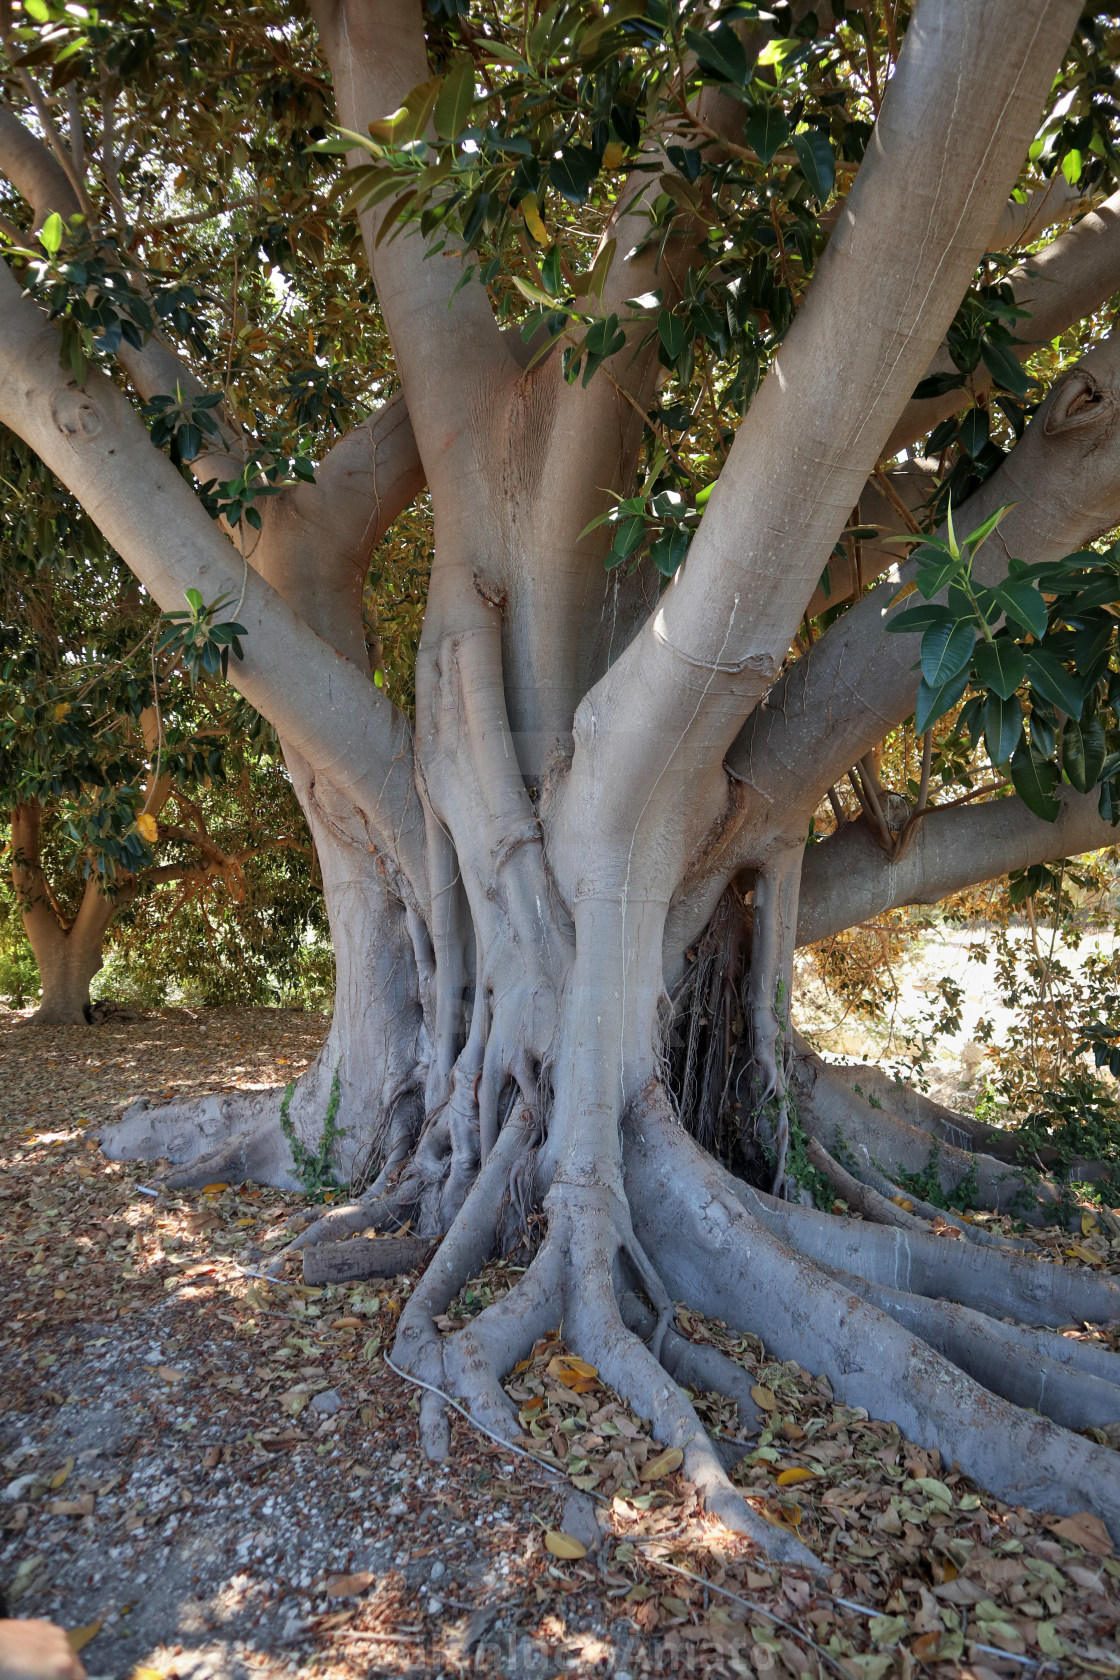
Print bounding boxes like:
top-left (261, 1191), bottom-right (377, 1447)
top-left (302, 1234), bottom-right (436, 1284)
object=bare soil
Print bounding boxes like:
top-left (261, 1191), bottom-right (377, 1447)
top-left (1, 1006), bottom-right (1119, 1680)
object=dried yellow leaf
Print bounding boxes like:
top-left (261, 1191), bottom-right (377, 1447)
top-left (641, 1447), bottom-right (684, 1481)
top-left (201, 1183), bottom-right (229, 1194)
top-left (544, 1529), bottom-right (587, 1560)
top-left (158, 1366), bottom-right (185, 1384)
top-left (547, 1354), bottom-right (599, 1391)
top-left (522, 199), bottom-right (548, 245)
top-left (1065, 1243), bottom-right (1104, 1267)
top-left (1082, 1210), bottom-right (1101, 1236)
top-left (776, 1467), bottom-right (816, 1485)
top-left (750, 1385), bottom-right (777, 1411)
top-left (136, 813), bottom-right (158, 843)
top-left (890, 1196), bottom-right (915, 1211)
top-left (49, 1458), bottom-right (74, 1489)
top-left (67, 1622), bottom-right (102, 1655)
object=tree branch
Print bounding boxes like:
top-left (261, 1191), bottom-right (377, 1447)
top-left (0, 101), bottom-right (79, 227)
top-left (796, 788), bottom-right (1118, 948)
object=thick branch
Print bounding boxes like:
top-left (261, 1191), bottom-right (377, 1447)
top-left (797, 788), bottom-right (1118, 947)
top-left (0, 102), bottom-right (79, 227)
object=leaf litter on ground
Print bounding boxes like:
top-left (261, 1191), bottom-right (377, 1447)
top-left (0, 1004), bottom-right (1117, 1679)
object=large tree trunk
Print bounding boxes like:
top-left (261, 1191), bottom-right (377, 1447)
top-left (5, 0), bottom-right (1120, 1565)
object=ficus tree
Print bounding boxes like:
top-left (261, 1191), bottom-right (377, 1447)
top-left (2, 0), bottom-right (1120, 1557)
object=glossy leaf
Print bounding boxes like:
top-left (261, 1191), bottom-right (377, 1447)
top-left (1011, 743), bottom-right (1061, 821)
top-left (920, 620), bottom-right (975, 688)
top-left (743, 104), bottom-right (790, 164)
top-left (982, 692), bottom-right (1023, 766)
top-left (915, 664), bottom-right (970, 735)
top-left (886, 602), bottom-right (953, 635)
top-left (1025, 649), bottom-right (1084, 718)
top-left (791, 129), bottom-right (834, 200)
top-left (973, 638), bottom-right (1026, 700)
top-left (991, 578), bottom-right (1047, 640)
top-left (1062, 714), bottom-right (1106, 792)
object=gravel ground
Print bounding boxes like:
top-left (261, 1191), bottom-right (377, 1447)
top-left (2, 1005), bottom-right (1119, 1680)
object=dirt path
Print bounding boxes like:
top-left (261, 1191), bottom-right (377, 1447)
top-left (1, 1007), bottom-right (1118, 1680)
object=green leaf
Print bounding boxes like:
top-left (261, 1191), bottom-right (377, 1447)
top-left (657, 309), bottom-right (688, 360)
top-left (434, 58), bottom-right (475, 141)
top-left (981, 336), bottom-right (1031, 398)
top-left (983, 692), bottom-right (1023, 766)
top-left (972, 638), bottom-right (1026, 700)
top-left (791, 129), bottom-right (834, 200)
top-left (650, 529), bottom-right (690, 576)
top-left (684, 23), bottom-right (749, 85)
top-left (1025, 649), bottom-right (1084, 717)
top-left (744, 104), bottom-right (790, 165)
top-left (991, 578), bottom-right (1047, 639)
top-left (957, 405), bottom-right (989, 458)
top-left (1011, 742), bottom-right (1061, 821)
top-left (1062, 147), bottom-right (1083, 187)
top-left (963, 503), bottom-right (1015, 554)
top-left (914, 552), bottom-right (965, 599)
top-left (920, 619), bottom-right (975, 688)
top-left (1062, 714), bottom-right (1106, 793)
top-left (886, 602), bottom-right (953, 635)
top-left (915, 664), bottom-right (970, 735)
top-left (184, 587), bottom-right (205, 615)
top-left (38, 211), bottom-right (63, 256)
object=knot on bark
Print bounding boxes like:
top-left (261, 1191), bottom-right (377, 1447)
top-left (51, 387), bottom-right (102, 440)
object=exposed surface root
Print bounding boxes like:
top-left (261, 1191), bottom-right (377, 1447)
top-left (791, 1039), bottom-right (1064, 1219)
top-left (100, 1085), bottom-right (301, 1190)
top-left (625, 1101), bottom-right (1120, 1541)
top-left (829, 1266), bottom-right (1120, 1431)
top-left (736, 1174), bottom-right (1120, 1326)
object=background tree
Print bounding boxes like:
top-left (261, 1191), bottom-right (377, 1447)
top-left (0, 425), bottom-right (318, 1022)
top-left (2, 0), bottom-right (1120, 1558)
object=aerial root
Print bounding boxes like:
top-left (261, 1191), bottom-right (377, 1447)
top-left (625, 1102), bottom-right (1120, 1542)
top-left (393, 1112), bottom-right (533, 1458)
top-left (394, 1154), bottom-right (820, 1567)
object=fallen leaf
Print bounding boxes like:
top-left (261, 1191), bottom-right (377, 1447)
top-left (325, 1571), bottom-right (376, 1597)
top-left (776, 1467), bottom-right (817, 1486)
top-left (1081, 1211), bottom-right (1101, 1236)
top-left (201, 1183), bottom-right (229, 1195)
top-left (641, 1447), bottom-right (684, 1481)
top-left (751, 1385), bottom-right (777, 1411)
top-left (49, 1457), bottom-right (74, 1489)
top-left (890, 1196), bottom-right (915, 1212)
top-left (9, 1554), bottom-right (44, 1603)
top-left (158, 1366), bottom-right (185, 1384)
top-left (547, 1354), bottom-right (599, 1393)
top-left (911, 1631), bottom-right (940, 1660)
top-left (48, 1495), bottom-right (94, 1516)
top-left (1065, 1244), bottom-right (1104, 1267)
top-left (545, 1530), bottom-right (587, 1559)
top-left (67, 1622), bottom-right (102, 1654)
top-left (331, 1316), bottom-right (363, 1329)
top-left (1047, 1510), bottom-right (1113, 1556)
